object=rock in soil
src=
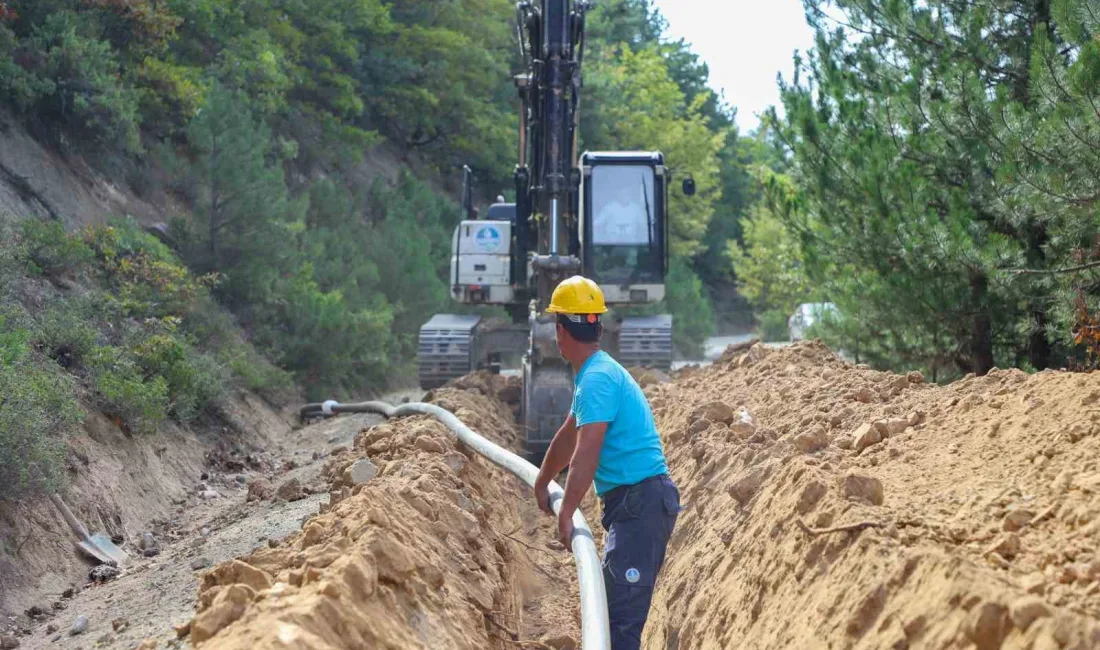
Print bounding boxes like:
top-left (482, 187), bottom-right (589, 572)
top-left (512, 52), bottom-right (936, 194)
top-left (69, 615), bottom-right (88, 636)
top-left (89, 565), bottom-right (119, 584)
top-left (346, 459), bottom-right (379, 485)
top-left (275, 478), bottom-right (304, 502)
top-left (540, 634), bottom-right (577, 650)
top-left (692, 401), bottom-right (736, 425)
top-left (246, 478), bottom-right (274, 502)
top-left (852, 423), bottom-right (882, 452)
top-left (0, 634), bottom-right (19, 649)
top-left (841, 473), bottom-right (884, 506)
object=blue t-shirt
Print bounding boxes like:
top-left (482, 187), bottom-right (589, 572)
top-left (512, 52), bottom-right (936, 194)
top-left (570, 350), bottom-right (669, 496)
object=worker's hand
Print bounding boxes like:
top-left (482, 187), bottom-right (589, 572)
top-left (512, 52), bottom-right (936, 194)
top-left (535, 479), bottom-right (553, 516)
top-left (557, 510), bottom-right (574, 552)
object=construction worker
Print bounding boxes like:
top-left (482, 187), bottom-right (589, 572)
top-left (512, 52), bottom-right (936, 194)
top-left (533, 275), bottom-right (680, 650)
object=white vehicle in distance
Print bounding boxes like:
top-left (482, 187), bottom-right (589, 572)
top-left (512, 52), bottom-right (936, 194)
top-left (788, 302), bottom-right (838, 341)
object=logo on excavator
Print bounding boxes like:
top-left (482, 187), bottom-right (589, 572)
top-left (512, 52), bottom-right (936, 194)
top-left (473, 225), bottom-right (502, 253)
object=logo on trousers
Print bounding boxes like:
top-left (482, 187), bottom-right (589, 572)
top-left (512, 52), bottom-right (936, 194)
top-left (625, 567), bottom-right (640, 583)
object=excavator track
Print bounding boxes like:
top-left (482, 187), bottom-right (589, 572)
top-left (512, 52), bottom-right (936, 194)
top-left (617, 314), bottom-right (674, 371)
top-left (417, 314), bottom-right (480, 389)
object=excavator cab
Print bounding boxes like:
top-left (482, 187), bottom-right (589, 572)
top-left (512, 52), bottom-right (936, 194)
top-left (580, 151), bottom-right (668, 306)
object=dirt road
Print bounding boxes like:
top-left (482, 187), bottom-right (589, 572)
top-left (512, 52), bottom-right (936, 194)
top-left (8, 382), bottom-right (580, 650)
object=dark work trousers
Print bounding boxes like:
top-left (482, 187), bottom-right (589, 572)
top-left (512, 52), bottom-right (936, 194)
top-left (599, 473), bottom-right (681, 650)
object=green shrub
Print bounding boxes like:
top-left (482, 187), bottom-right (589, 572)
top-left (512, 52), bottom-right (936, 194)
top-left (758, 309), bottom-right (790, 343)
top-left (32, 298), bottom-right (99, 368)
top-left (84, 221), bottom-right (216, 318)
top-left (182, 297), bottom-right (293, 401)
top-left (0, 317), bottom-right (83, 499)
top-left (131, 333), bottom-right (227, 421)
top-left (87, 345), bottom-right (169, 435)
top-left (20, 219), bottom-right (94, 278)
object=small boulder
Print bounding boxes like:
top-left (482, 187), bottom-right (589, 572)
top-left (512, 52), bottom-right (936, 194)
top-left (906, 370), bottom-right (925, 384)
top-left (873, 418), bottom-right (909, 438)
top-left (0, 634), bottom-right (19, 649)
top-left (346, 459), bottom-right (379, 485)
top-left (796, 480), bottom-right (828, 514)
top-left (540, 634), bottom-right (577, 650)
top-left (841, 473), bottom-right (884, 506)
top-left (443, 452), bottom-right (467, 473)
top-left (890, 375), bottom-right (910, 390)
top-left (246, 478), bottom-right (274, 502)
top-left (190, 557), bottom-right (212, 571)
top-left (688, 418), bottom-right (711, 437)
top-left (692, 401), bottom-right (736, 425)
top-left (200, 489), bottom-right (219, 500)
top-left (70, 615), bottom-right (89, 636)
top-left (275, 478), bottom-right (304, 502)
top-left (987, 533), bottom-right (1021, 560)
top-left (854, 387), bottom-right (875, 403)
top-left (1009, 597), bottom-right (1052, 631)
top-left (965, 602), bottom-right (1009, 650)
top-left (793, 427), bottom-right (830, 453)
top-left (414, 436), bottom-right (445, 454)
top-left (1002, 509), bottom-right (1035, 532)
top-left (852, 424), bottom-right (882, 453)
top-left (89, 565), bottom-right (119, 584)
top-left (728, 466), bottom-right (772, 506)
top-left (730, 408), bottom-right (756, 436)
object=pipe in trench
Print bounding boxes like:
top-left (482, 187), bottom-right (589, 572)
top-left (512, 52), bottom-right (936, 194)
top-left (299, 399), bottom-right (611, 650)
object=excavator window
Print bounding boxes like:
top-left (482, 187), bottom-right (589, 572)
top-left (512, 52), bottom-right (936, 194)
top-left (588, 164), bottom-right (662, 285)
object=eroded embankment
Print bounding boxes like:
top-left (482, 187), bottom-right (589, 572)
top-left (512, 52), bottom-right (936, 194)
top-left (184, 378), bottom-right (580, 649)
top-left (644, 341), bottom-right (1100, 649)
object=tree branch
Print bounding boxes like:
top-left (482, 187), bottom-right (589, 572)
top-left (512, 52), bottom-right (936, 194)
top-left (1005, 260), bottom-right (1100, 275)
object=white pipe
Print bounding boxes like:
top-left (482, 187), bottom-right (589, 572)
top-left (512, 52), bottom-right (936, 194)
top-left (311, 400), bottom-right (611, 650)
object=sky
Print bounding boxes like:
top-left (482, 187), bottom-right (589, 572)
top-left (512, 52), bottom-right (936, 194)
top-left (650, 0), bottom-right (818, 133)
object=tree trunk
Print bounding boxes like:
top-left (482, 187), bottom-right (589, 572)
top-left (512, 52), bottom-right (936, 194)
top-left (1028, 309), bottom-right (1052, 370)
top-left (970, 271), bottom-right (995, 375)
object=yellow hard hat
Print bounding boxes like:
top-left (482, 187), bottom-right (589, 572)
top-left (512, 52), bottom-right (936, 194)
top-left (547, 275), bottom-right (608, 315)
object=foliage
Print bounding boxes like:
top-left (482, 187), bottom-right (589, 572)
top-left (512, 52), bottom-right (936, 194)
top-left (727, 169), bottom-right (816, 317)
top-left (582, 44), bottom-right (725, 257)
top-left (20, 218), bottom-right (93, 277)
top-left (0, 314), bottom-right (84, 499)
top-left (758, 310), bottom-right (789, 343)
top-left (663, 257), bottom-right (716, 356)
top-left (31, 298), bottom-right (99, 368)
top-left (768, 0), bottom-right (1097, 376)
top-left (87, 344), bottom-right (169, 435)
top-left (1, 0), bottom-right (750, 395)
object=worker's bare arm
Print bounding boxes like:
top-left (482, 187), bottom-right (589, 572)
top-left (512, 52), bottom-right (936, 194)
top-left (557, 421), bottom-right (607, 549)
top-left (534, 414), bottom-right (578, 514)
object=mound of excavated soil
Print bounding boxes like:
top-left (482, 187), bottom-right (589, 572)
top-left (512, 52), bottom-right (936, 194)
top-left (184, 386), bottom-right (579, 649)
top-left (644, 341), bottom-right (1100, 649)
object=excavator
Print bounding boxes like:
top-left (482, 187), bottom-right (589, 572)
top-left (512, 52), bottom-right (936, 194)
top-left (417, 0), bottom-right (695, 459)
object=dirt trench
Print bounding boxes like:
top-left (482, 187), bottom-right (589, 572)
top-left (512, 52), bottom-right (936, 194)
top-left (181, 377), bottom-right (582, 650)
top-left (643, 340), bottom-right (1100, 649)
